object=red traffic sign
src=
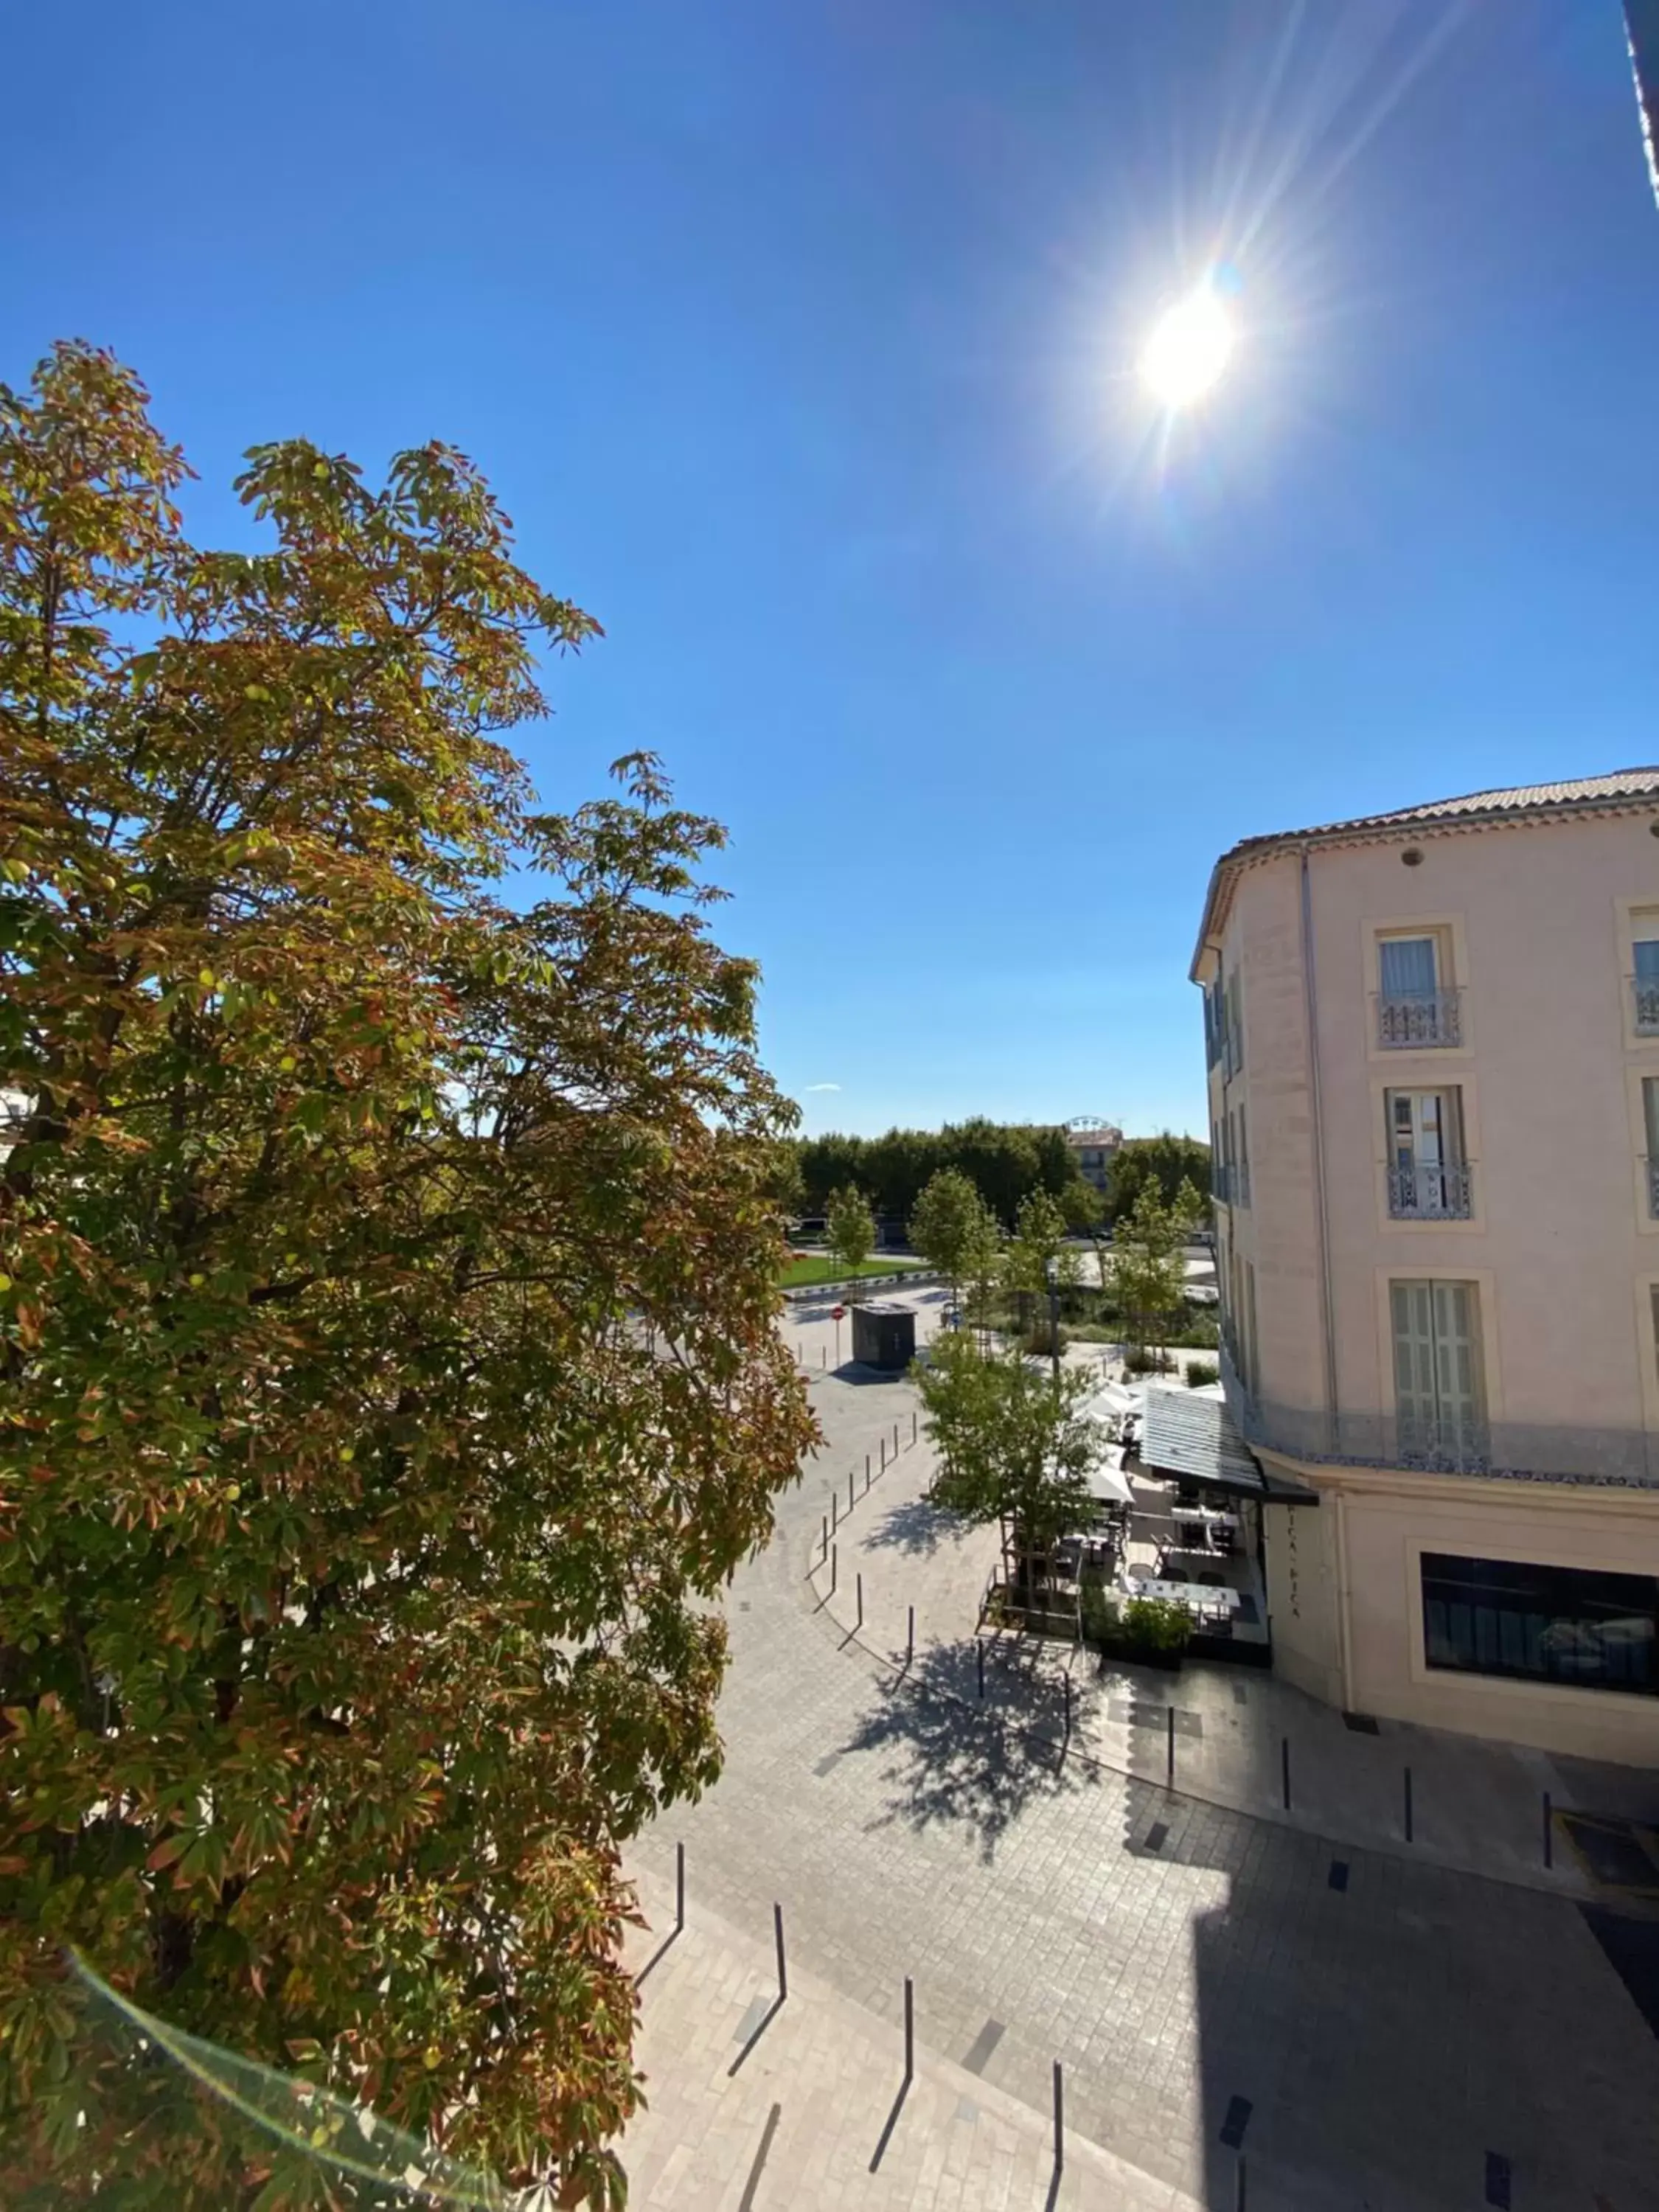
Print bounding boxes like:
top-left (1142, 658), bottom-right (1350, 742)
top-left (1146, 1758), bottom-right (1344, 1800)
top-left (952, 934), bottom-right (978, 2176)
top-left (830, 1304), bottom-right (846, 1320)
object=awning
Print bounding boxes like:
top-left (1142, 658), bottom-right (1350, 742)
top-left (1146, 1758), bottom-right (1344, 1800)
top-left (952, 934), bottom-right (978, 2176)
top-left (1139, 1386), bottom-right (1319, 1503)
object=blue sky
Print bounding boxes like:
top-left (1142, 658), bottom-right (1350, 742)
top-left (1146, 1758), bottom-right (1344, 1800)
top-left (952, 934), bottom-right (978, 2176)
top-left (6, 2), bottom-right (1658, 1139)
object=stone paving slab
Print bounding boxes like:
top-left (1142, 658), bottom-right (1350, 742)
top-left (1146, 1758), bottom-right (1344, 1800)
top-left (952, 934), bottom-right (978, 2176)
top-left (621, 1870), bottom-right (1206, 2211)
top-left (622, 1312), bottom-right (1659, 2209)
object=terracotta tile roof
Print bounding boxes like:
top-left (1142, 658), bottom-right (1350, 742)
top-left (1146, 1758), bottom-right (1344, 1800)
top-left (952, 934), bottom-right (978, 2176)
top-left (1192, 768), bottom-right (1659, 974)
top-left (1236, 767), bottom-right (1659, 848)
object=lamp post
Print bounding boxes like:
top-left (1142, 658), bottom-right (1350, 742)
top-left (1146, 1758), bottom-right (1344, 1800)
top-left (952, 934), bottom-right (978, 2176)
top-left (1043, 1255), bottom-right (1061, 1388)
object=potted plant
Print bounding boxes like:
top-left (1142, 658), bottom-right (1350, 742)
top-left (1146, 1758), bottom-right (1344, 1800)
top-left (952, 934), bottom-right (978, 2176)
top-left (1096, 1594), bottom-right (1192, 1672)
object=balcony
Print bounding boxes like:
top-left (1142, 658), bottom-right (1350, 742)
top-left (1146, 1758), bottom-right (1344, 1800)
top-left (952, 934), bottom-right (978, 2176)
top-left (1634, 977), bottom-right (1659, 1037)
top-left (1228, 1388), bottom-right (1658, 1485)
top-left (1387, 1159), bottom-right (1473, 1220)
top-left (1393, 1412), bottom-right (1490, 1475)
top-left (1649, 1157), bottom-right (1659, 1221)
top-left (1377, 987), bottom-right (1462, 1049)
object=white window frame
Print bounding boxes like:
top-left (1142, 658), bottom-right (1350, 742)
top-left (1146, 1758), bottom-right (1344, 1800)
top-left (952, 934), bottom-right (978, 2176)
top-left (1363, 911), bottom-right (1471, 1062)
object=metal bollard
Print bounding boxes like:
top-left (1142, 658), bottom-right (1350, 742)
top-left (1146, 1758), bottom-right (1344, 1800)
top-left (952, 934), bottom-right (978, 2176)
top-left (1403, 1766), bottom-right (1413, 1843)
top-left (911, 1411), bottom-right (917, 1445)
top-left (855, 1571), bottom-right (863, 1631)
top-left (831, 1492), bottom-right (838, 1533)
top-left (1167, 1705), bottom-right (1175, 1787)
top-left (830, 1543), bottom-right (837, 1598)
top-left (1052, 2059), bottom-right (1064, 2176)
top-left (1281, 1736), bottom-right (1291, 1812)
top-left (821, 1512), bottom-right (829, 1563)
top-left (774, 1902), bottom-right (787, 2001)
top-left (1543, 1790), bottom-right (1554, 1869)
top-left (1235, 2153), bottom-right (1247, 2211)
top-left (903, 1975), bottom-right (914, 2083)
top-left (880, 1437), bottom-right (886, 1471)
top-left (852, 1468), bottom-right (858, 1510)
top-left (908, 1604), bottom-right (914, 1662)
top-left (676, 1840), bottom-right (685, 1931)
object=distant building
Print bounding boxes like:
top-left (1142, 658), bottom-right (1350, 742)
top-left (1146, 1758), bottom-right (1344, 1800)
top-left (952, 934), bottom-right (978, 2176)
top-left (1064, 1116), bottom-right (1123, 1192)
top-left (1194, 768), bottom-right (1659, 1763)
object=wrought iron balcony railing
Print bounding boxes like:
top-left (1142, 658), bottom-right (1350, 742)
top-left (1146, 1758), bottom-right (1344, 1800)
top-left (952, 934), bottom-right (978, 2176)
top-left (1634, 976), bottom-right (1659, 1037)
top-left (1377, 987), bottom-right (1462, 1049)
top-left (1386, 1159), bottom-right (1473, 1220)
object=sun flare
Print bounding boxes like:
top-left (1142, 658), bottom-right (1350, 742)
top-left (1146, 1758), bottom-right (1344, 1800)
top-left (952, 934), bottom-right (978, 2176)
top-left (1140, 290), bottom-right (1235, 409)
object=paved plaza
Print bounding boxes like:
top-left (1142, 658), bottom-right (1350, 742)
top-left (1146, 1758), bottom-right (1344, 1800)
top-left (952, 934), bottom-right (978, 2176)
top-left (623, 1287), bottom-right (1659, 2208)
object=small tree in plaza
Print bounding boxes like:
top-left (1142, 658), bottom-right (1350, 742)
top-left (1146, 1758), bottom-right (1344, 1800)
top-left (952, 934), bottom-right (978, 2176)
top-left (916, 1332), bottom-right (1103, 1601)
top-left (1005, 1186), bottom-right (1082, 1352)
top-left (908, 1166), bottom-right (988, 1310)
top-left (1109, 1175), bottom-right (1206, 1356)
top-left (824, 1179), bottom-right (877, 1293)
top-left (960, 1196), bottom-right (1006, 1350)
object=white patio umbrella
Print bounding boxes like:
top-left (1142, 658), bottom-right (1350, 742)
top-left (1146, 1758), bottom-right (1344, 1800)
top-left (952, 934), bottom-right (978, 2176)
top-left (1083, 1456), bottom-right (1135, 1507)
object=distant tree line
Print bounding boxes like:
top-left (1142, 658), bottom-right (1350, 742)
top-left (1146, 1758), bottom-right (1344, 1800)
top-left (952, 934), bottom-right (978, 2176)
top-left (784, 1119), bottom-right (1209, 1230)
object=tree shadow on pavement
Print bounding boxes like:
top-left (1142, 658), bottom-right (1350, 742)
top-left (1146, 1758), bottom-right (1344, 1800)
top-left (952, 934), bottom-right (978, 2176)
top-left (838, 1641), bottom-right (1099, 1864)
top-left (865, 1495), bottom-right (963, 1557)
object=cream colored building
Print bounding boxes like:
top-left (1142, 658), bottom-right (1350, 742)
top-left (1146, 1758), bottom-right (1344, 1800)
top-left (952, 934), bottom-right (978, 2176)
top-left (1193, 768), bottom-right (1659, 1762)
top-left (1064, 1116), bottom-right (1123, 1193)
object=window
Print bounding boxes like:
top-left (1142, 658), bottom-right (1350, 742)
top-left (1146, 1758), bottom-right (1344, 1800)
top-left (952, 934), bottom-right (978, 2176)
top-left (1380, 936), bottom-right (1438, 995)
top-left (1225, 970), bottom-right (1244, 1075)
top-left (1634, 914), bottom-right (1659, 1037)
top-left (1203, 983), bottom-right (1222, 1068)
top-left (1237, 1105), bottom-right (1251, 1208)
top-left (1391, 1279), bottom-right (1486, 1466)
top-left (1243, 1259), bottom-right (1259, 1398)
top-left (1377, 930), bottom-right (1460, 1047)
top-left (1385, 1088), bottom-right (1471, 1218)
top-left (1645, 1080), bottom-right (1659, 1220)
top-left (1422, 1553), bottom-right (1658, 1697)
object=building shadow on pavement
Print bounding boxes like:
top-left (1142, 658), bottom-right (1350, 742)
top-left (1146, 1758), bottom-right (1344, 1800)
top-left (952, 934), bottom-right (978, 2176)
top-left (836, 1641), bottom-right (1099, 1864)
top-left (1116, 1764), bottom-right (1659, 2212)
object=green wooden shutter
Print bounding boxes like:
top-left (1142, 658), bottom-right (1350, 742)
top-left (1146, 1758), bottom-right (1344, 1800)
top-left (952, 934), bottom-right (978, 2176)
top-left (1432, 1281), bottom-right (1481, 1457)
top-left (1391, 1281), bottom-right (1438, 1453)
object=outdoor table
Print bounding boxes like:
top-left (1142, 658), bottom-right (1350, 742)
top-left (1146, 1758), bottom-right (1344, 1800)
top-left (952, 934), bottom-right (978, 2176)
top-left (1171, 1506), bottom-right (1239, 1553)
top-left (1125, 1575), bottom-right (1242, 1618)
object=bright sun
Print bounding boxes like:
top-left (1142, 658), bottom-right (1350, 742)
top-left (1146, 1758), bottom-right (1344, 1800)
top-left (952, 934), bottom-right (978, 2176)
top-left (1140, 290), bottom-right (1235, 409)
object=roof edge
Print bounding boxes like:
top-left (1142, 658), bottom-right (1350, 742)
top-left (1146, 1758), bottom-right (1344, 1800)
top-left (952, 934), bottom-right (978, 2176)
top-left (1189, 780), bottom-right (1659, 980)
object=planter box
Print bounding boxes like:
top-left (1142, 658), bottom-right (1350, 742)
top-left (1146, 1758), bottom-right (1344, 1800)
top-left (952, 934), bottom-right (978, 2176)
top-left (1096, 1638), bottom-right (1184, 1673)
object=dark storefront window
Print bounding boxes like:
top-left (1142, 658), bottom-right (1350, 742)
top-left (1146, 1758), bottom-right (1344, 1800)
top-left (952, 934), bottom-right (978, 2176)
top-left (1422, 1553), bottom-right (1658, 1697)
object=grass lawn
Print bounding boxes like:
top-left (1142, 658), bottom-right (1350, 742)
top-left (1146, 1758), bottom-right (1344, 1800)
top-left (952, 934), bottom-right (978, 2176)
top-left (779, 1253), bottom-right (912, 1289)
